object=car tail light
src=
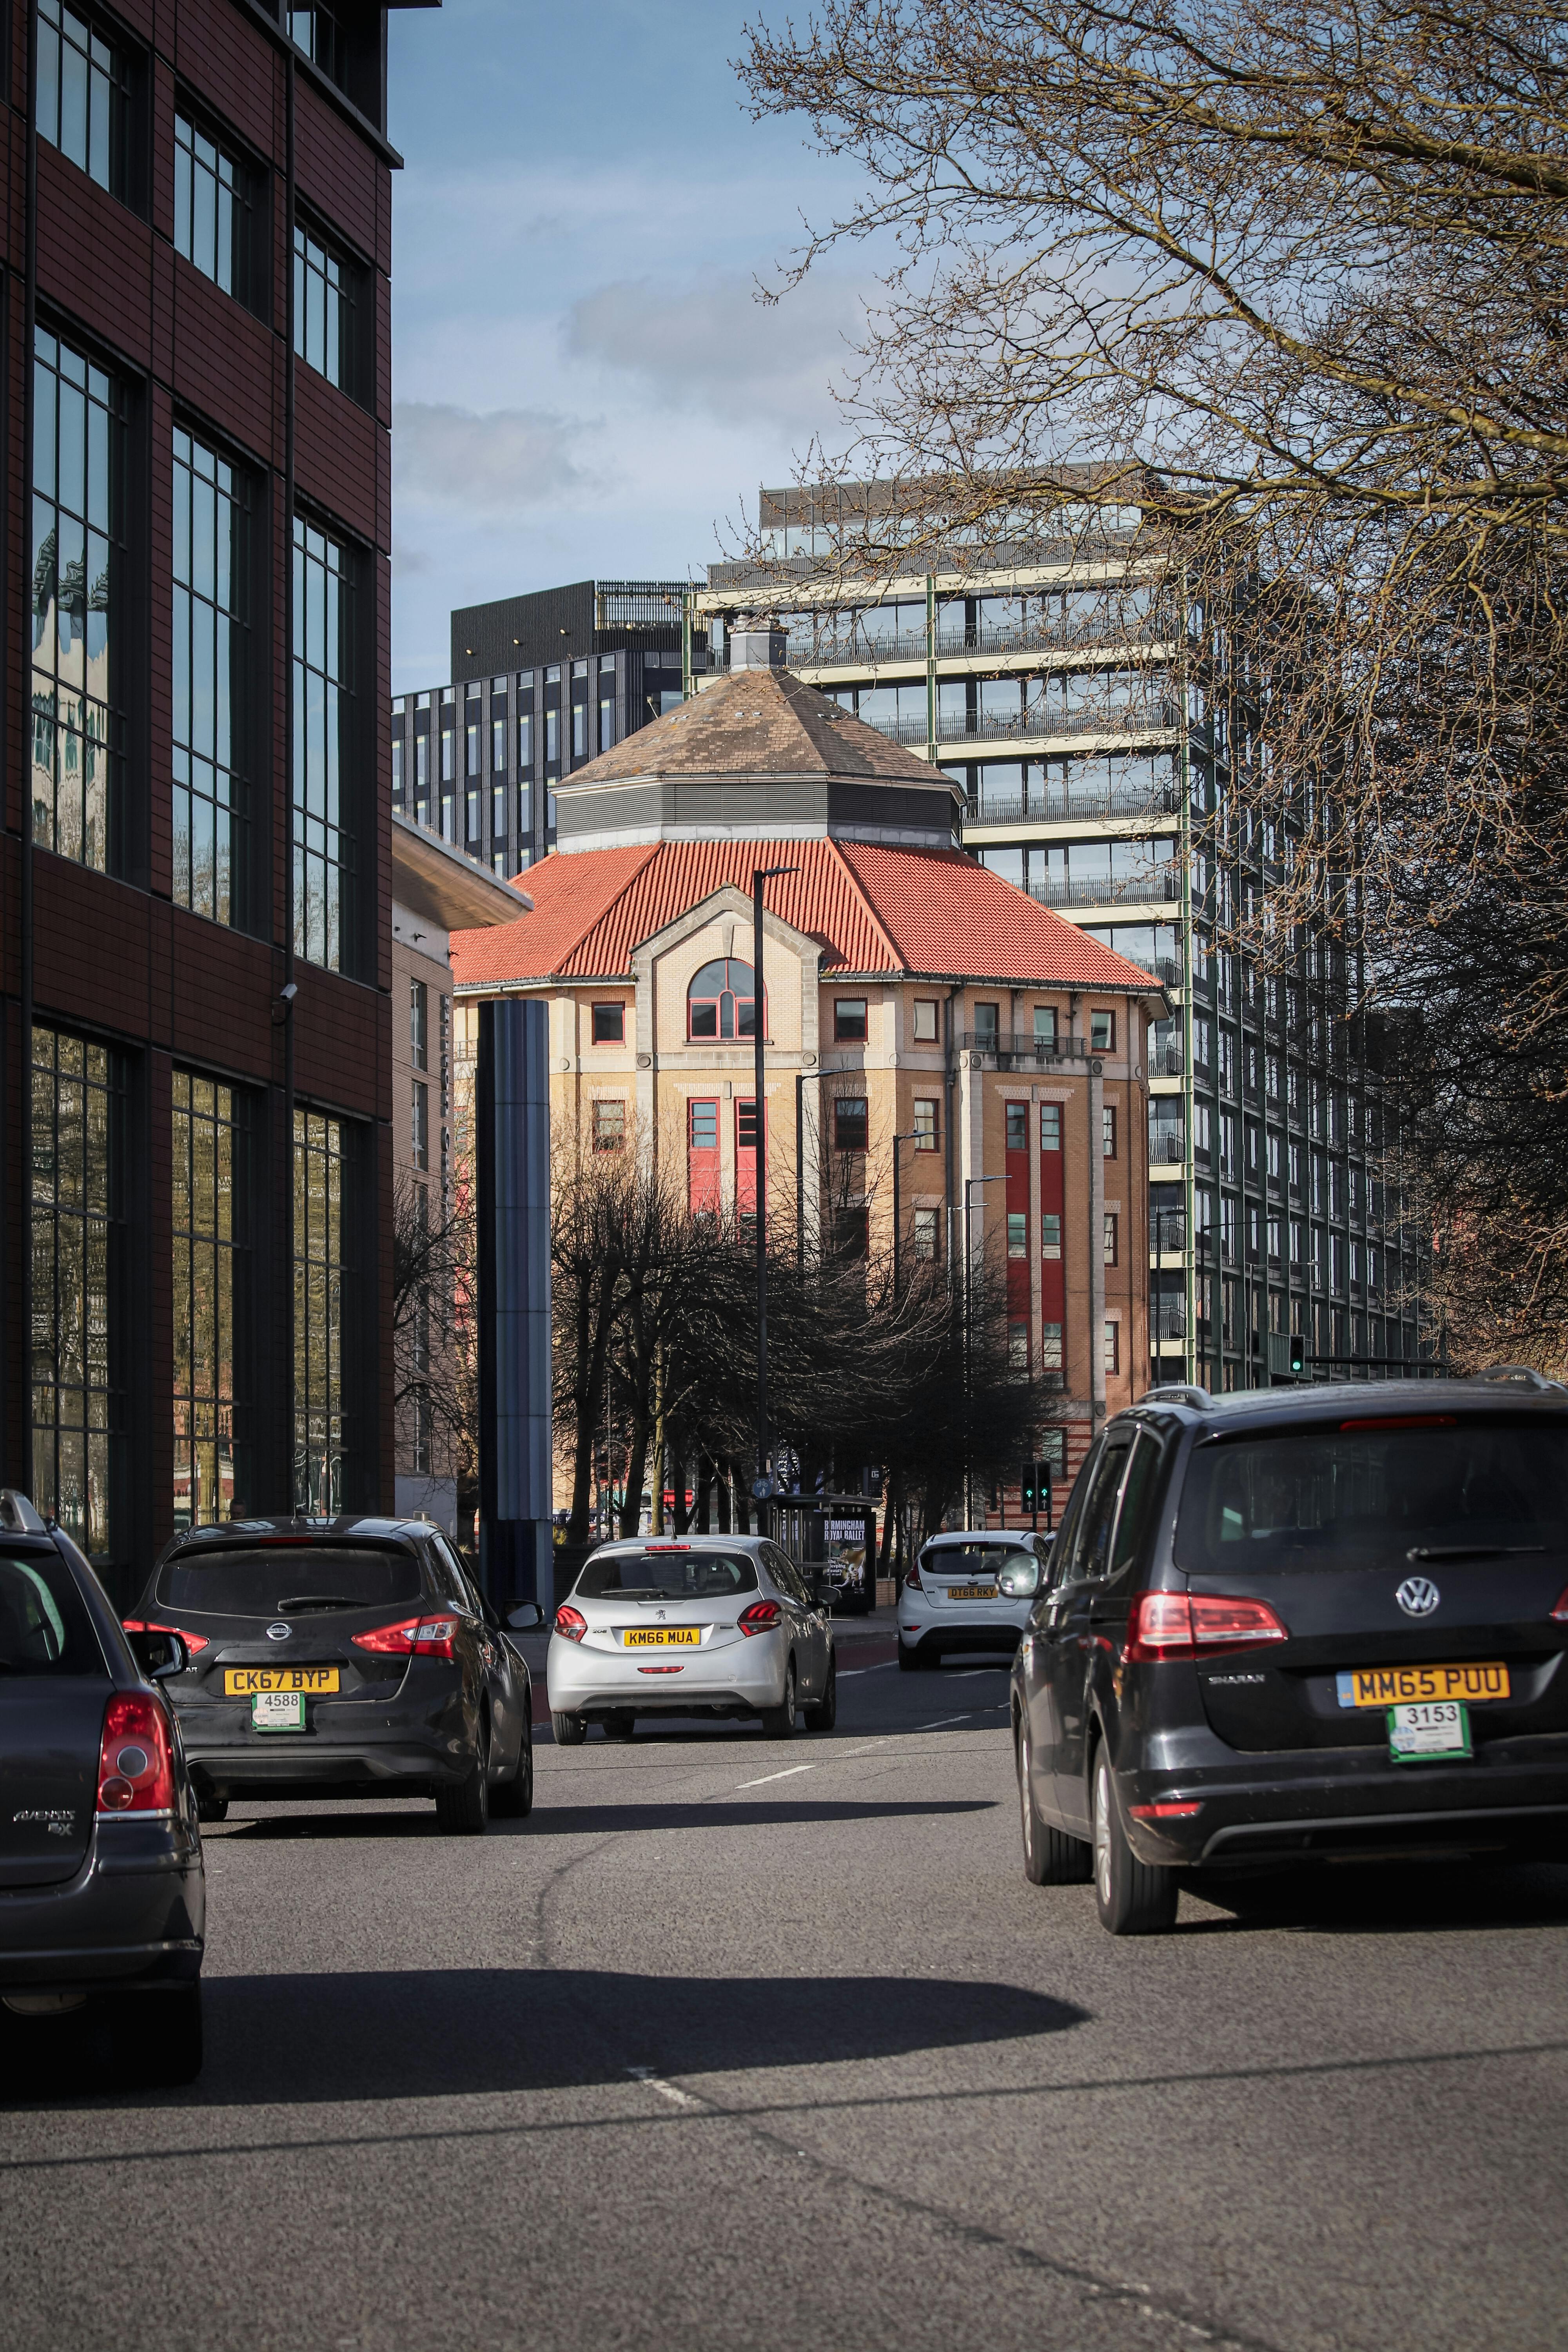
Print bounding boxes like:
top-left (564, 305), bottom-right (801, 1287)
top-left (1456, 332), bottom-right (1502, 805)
top-left (1130, 1800), bottom-right (1204, 1820)
top-left (1124, 1590), bottom-right (1288, 1662)
top-left (96, 1691), bottom-right (178, 1817)
top-left (554, 1604), bottom-right (588, 1643)
top-left (1552, 1586), bottom-right (1568, 1622)
top-left (351, 1615), bottom-right (460, 1661)
top-left (122, 1617), bottom-right (209, 1655)
top-left (903, 1563), bottom-right (922, 1590)
top-left (738, 1599), bottom-right (782, 1636)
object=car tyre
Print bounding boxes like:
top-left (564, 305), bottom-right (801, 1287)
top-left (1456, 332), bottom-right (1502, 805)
top-left (436, 1720), bottom-right (491, 1835)
top-left (804, 1652), bottom-right (837, 1731)
top-left (759, 1658), bottom-right (797, 1738)
top-left (552, 1710), bottom-right (588, 1746)
top-left (897, 1638), bottom-right (919, 1672)
top-left (196, 1792), bottom-right (229, 1824)
top-left (491, 1724), bottom-right (534, 1818)
top-left (601, 1713), bottom-right (635, 1741)
top-left (1017, 1720), bottom-right (1091, 1886)
top-left (1092, 1747), bottom-right (1178, 1934)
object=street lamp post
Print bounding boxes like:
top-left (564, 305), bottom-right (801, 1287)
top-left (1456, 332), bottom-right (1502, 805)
top-left (962, 1174), bottom-right (1006, 1525)
top-left (753, 864), bottom-right (797, 1515)
top-left (890, 1131), bottom-right (920, 1299)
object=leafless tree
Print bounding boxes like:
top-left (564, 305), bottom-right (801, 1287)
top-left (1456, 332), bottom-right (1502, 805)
top-left (392, 1171), bottom-right (479, 1498)
top-left (739, 0), bottom-right (1568, 1359)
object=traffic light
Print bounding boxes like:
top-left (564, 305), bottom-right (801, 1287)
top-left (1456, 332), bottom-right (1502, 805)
top-left (1021, 1460), bottom-right (1053, 1517)
top-left (1289, 1333), bottom-right (1306, 1377)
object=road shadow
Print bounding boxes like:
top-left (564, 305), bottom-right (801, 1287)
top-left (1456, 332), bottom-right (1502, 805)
top-left (222, 1797), bottom-right (998, 1840)
top-left (0, 1966), bottom-right (1087, 2109)
top-left (1187, 1857), bottom-right (1568, 1936)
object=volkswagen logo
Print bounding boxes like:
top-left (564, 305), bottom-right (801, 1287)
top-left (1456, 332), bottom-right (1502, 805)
top-left (1396, 1576), bottom-right (1441, 1618)
top-left (266, 1621), bottom-right (292, 1642)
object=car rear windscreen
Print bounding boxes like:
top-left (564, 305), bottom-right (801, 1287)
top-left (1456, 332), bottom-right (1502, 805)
top-left (922, 1547), bottom-right (1034, 1579)
top-left (0, 1550), bottom-right (107, 1677)
top-left (157, 1546), bottom-right (425, 1618)
top-left (1176, 1419), bottom-right (1568, 1572)
top-left (575, 1551), bottom-right (760, 1601)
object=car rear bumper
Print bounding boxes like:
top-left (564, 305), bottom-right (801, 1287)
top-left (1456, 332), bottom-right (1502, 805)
top-left (898, 1607), bottom-right (1025, 1657)
top-left (548, 1630), bottom-right (784, 1717)
top-left (0, 1818), bottom-right (205, 1993)
top-left (175, 1688), bottom-right (476, 1798)
top-left (1117, 1746), bottom-right (1568, 1868)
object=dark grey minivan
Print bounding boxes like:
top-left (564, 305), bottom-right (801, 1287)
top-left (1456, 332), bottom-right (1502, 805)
top-left (1009, 1376), bottom-right (1568, 1933)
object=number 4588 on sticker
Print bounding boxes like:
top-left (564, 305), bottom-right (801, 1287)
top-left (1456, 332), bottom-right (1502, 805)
top-left (251, 1690), bottom-right (305, 1732)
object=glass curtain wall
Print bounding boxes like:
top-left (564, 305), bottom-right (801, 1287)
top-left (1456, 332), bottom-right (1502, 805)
top-left (31, 1026), bottom-right (125, 1559)
top-left (31, 327), bottom-right (123, 870)
top-left (292, 515), bottom-right (354, 971)
top-left (172, 1073), bottom-right (251, 1532)
top-left (293, 1107), bottom-right (349, 1512)
top-left (173, 428), bottom-right (250, 925)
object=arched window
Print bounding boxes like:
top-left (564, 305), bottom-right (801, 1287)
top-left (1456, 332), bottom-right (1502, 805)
top-left (687, 957), bottom-right (762, 1041)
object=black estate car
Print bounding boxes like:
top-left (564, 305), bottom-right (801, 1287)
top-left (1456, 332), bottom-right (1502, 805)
top-left (1008, 1374), bottom-right (1568, 1933)
top-left (128, 1515), bottom-right (541, 1833)
top-left (0, 1490), bottom-right (205, 2082)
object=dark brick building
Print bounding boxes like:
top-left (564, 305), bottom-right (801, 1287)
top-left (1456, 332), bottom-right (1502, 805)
top-left (0, 2), bottom-right (432, 1600)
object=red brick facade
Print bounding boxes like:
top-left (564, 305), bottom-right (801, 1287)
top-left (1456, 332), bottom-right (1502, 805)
top-left (0, 3), bottom-right (403, 1595)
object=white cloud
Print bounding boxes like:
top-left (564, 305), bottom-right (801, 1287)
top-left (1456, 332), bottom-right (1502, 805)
top-left (565, 270), bottom-right (866, 432)
top-left (391, 402), bottom-right (599, 515)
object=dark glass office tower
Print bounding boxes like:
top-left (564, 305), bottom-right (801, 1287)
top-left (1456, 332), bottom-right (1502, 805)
top-left (391, 579), bottom-right (703, 875)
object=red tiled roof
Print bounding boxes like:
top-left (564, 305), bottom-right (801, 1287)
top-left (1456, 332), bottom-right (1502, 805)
top-left (449, 840), bottom-right (1160, 991)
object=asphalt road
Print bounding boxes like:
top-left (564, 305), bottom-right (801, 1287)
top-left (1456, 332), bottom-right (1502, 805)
top-left (4, 1636), bottom-right (1568, 2352)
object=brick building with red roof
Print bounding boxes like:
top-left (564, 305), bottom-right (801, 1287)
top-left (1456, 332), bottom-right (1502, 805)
top-left (451, 631), bottom-right (1166, 1493)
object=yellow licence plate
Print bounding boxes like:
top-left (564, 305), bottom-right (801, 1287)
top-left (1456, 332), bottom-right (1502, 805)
top-left (1339, 1661), bottom-right (1509, 1709)
top-left (622, 1627), bottom-right (702, 1648)
top-left (945, 1584), bottom-right (999, 1602)
top-left (224, 1666), bottom-right (341, 1695)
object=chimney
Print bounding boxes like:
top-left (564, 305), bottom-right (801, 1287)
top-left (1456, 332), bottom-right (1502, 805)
top-left (728, 612), bottom-right (788, 671)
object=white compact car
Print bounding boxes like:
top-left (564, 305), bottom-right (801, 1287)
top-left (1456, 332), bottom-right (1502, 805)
top-left (548, 1535), bottom-right (836, 1742)
top-left (897, 1528), bottom-right (1054, 1671)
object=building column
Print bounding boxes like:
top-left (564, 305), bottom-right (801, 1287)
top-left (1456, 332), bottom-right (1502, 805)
top-left (1089, 1058), bottom-right (1106, 1431)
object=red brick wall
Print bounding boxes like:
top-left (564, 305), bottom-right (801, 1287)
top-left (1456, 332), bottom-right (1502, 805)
top-left (2, 1), bottom-right (398, 1576)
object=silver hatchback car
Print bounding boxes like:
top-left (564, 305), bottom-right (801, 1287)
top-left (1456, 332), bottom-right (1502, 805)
top-left (547, 1535), bottom-right (837, 1742)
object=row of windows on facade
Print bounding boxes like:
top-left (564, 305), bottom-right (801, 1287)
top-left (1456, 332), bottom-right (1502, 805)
top-left (40, 4), bottom-right (371, 404)
top-left (581, 983), bottom-right (1125, 1054)
top-left (31, 328), bottom-right (362, 973)
top-left (822, 668), bottom-right (1167, 744)
top-left (738, 585), bottom-right (1158, 661)
top-left (29, 1024), bottom-right (361, 1562)
top-left (583, 1093), bottom-right (1121, 1166)
top-left (1148, 1097), bottom-right (1385, 1209)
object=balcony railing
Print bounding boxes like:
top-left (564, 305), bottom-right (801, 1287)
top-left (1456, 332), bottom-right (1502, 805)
top-left (781, 610), bottom-right (1166, 671)
top-left (1151, 1299), bottom-right (1189, 1339)
top-left (1026, 870), bottom-right (1181, 909)
top-left (1148, 1038), bottom-right (1185, 1077)
top-left (967, 781), bottom-right (1180, 827)
top-left (956, 1030), bottom-right (1096, 1067)
top-left (1149, 1124), bottom-right (1188, 1164)
top-left (849, 701), bottom-right (1179, 749)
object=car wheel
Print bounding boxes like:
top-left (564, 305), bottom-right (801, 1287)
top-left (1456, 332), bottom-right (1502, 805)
top-left (897, 1638), bottom-right (919, 1671)
top-left (436, 1720), bottom-right (492, 1835)
top-left (1017, 1720), bottom-right (1091, 1886)
top-left (759, 1658), bottom-right (797, 1738)
top-left (804, 1652), bottom-right (837, 1731)
top-left (552, 1710), bottom-right (588, 1746)
top-left (490, 1724), bottom-right (534, 1818)
top-left (601, 1713), bottom-right (635, 1741)
top-left (1091, 1748), bottom-right (1178, 1935)
top-left (122, 1984), bottom-right (203, 2088)
top-left (196, 1792), bottom-right (228, 1824)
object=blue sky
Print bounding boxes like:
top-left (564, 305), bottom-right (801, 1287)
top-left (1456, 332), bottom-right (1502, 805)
top-left (385, 0), bottom-right (867, 692)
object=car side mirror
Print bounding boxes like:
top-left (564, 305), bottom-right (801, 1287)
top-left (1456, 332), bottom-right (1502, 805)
top-left (506, 1602), bottom-right (544, 1631)
top-left (996, 1559), bottom-right (1042, 1599)
top-left (127, 1628), bottom-right (188, 1681)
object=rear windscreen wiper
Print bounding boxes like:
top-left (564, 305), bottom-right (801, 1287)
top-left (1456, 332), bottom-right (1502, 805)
top-left (276, 1594), bottom-right (363, 1613)
top-left (1405, 1545), bottom-right (1546, 1561)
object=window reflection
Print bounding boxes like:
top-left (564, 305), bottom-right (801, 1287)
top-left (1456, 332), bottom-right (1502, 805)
top-left (31, 1027), bottom-right (124, 1559)
top-left (172, 1073), bottom-right (251, 1531)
